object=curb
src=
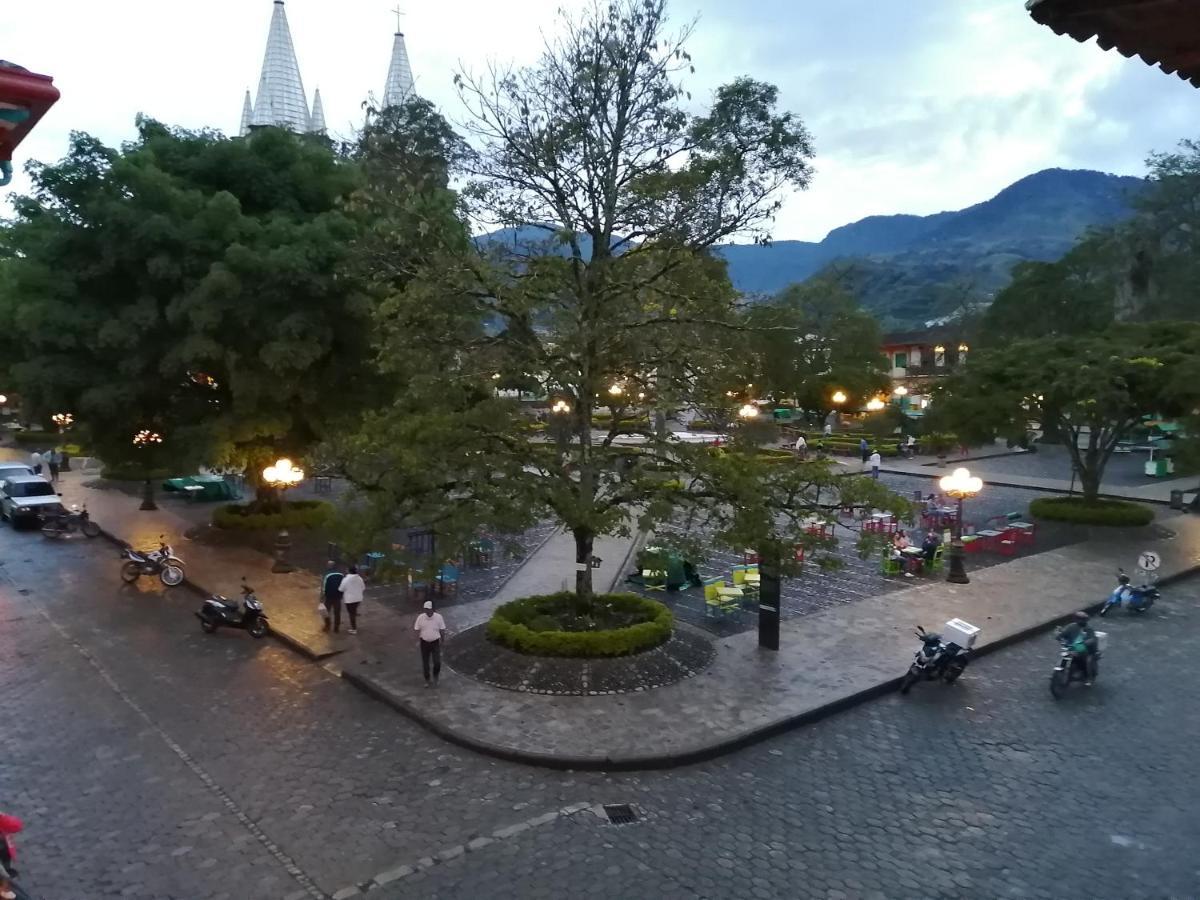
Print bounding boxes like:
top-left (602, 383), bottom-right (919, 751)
top-left (338, 560), bottom-right (1200, 772)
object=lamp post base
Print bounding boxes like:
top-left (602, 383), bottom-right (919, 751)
top-left (945, 540), bottom-right (970, 584)
top-left (139, 478), bottom-right (158, 512)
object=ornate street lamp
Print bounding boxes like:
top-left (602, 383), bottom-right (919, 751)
top-left (939, 467), bottom-right (983, 585)
top-left (51, 412), bottom-right (74, 433)
top-left (262, 458), bottom-right (304, 573)
top-left (132, 429), bottom-right (164, 511)
top-left (893, 386), bottom-right (908, 397)
top-left (608, 382), bottom-right (624, 398)
top-left (866, 397), bottom-right (886, 411)
top-left (738, 402), bottom-right (759, 419)
top-left (550, 399), bottom-right (572, 415)
top-left (831, 390), bottom-right (847, 406)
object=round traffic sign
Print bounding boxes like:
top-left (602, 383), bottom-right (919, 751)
top-left (1138, 550), bottom-right (1161, 571)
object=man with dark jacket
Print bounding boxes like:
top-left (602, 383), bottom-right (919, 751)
top-left (321, 561), bottom-right (344, 633)
top-left (1058, 611), bottom-right (1099, 685)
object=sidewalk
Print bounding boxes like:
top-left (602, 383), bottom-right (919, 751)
top-left (48, 465), bottom-right (1200, 771)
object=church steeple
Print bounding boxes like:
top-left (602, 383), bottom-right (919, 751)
top-left (383, 15), bottom-right (416, 109)
top-left (239, 90), bottom-right (254, 137)
top-left (246, 0), bottom-right (312, 133)
top-left (309, 89), bottom-right (326, 134)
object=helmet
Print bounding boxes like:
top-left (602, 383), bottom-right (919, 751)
top-left (1118, 573), bottom-right (1131, 585)
top-left (1074, 611), bottom-right (1090, 623)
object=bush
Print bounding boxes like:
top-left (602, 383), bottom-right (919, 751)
top-left (101, 464), bottom-right (171, 481)
top-left (487, 592), bottom-right (673, 658)
top-left (12, 431), bottom-right (86, 454)
top-left (213, 499), bottom-right (334, 531)
top-left (1029, 497), bottom-right (1154, 527)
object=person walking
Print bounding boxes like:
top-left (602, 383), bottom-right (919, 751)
top-left (47, 448), bottom-right (61, 484)
top-left (340, 565), bottom-right (365, 634)
top-left (793, 433), bottom-right (807, 461)
top-left (414, 600), bottom-right (446, 686)
top-left (823, 421), bottom-right (833, 437)
top-left (29, 450), bottom-right (42, 476)
top-left (321, 562), bottom-right (344, 633)
top-left (859, 437), bottom-right (869, 466)
top-left (869, 450), bottom-right (882, 480)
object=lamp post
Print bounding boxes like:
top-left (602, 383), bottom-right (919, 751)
top-left (51, 412), bottom-right (73, 434)
top-left (132, 429), bottom-right (163, 511)
top-left (738, 402), bottom-right (759, 420)
top-left (939, 467), bottom-right (982, 584)
top-left (866, 397), bottom-right (886, 412)
top-left (262, 458), bottom-right (304, 573)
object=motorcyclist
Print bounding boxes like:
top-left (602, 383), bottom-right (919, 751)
top-left (1058, 611), bottom-right (1099, 685)
top-left (0, 811), bottom-right (23, 900)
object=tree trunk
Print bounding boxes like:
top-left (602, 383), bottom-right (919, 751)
top-left (573, 526), bottom-right (594, 608)
top-left (1079, 468), bottom-right (1101, 503)
top-left (253, 483), bottom-right (283, 514)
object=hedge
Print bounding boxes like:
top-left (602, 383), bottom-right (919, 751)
top-left (213, 500), bottom-right (334, 531)
top-left (12, 431), bottom-right (85, 454)
top-left (1029, 497), bottom-right (1154, 527)
top-left (487, 592), bottom-right (673, 658)
top-left (101, 464), bottom-right (171, 481)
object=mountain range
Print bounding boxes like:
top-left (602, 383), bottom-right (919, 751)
top-left (717, 168), bottom-right (1144, 326)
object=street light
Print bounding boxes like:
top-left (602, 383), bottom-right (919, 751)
top-left (608, 383), bottom-right (624, 397)
top-left (551, 399), bottom-right (571, 415)
top-left (938, 467), bottom-right (983, 585)
top-left (262, 457), bottom-right (304, 573)
top-left (893, 386), bottom-right (908, 397)
top-left (866, 397), bottom-right (886, 411)
top-left (132, 429), bottom-right (164, 511)
top-left (51, 412), bottom-right (74, 433)
top-left (738, 403), bottom-right (759, 419)
top-left (0, 394), bottom-right (8, 406)
top-left (831, 390), bottom-right (847, 405)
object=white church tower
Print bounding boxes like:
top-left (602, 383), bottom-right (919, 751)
top-left (382, 18), bottom-right (417, 108)
top-left (239, 1), bottom-right (324, 136)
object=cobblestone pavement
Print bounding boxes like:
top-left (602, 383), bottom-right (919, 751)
top-left (2, 527), bottom-right (1198, 898)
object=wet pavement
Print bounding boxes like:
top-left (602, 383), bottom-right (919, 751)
top-left (3, 524), bottom-right (1200, 898)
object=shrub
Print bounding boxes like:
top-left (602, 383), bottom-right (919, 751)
top-left (12, 431), bottom-right (85, 454)
top-left (687, 419), bottom-right (719, 431)
top-left (487, 592), bottom-right (673, 658)
top-left (101, 464), bottom-right (171, 481)
top-left (213, 499), bottom-right (334, 531)
top-left (1029, 497), bottom-right (1154, 527)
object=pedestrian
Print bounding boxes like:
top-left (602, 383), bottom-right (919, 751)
top-left (794, 433), bottom-right (807, 461)
top-left (340, 564), bottom-right (365, 634)
top-left (869, 450), bottom-right (881, 480)
top-left (0, 810), bottom-right (22, 900)
top-left (47, 448), bottom-right (61, 484)
top-left (414, 600), bottom-right (446, 687)
top-left (823, 421), bottom-right (833, 437)
top-left (321, 561), bottom-right (344, 633)
top-left (859, 437), bottom-right (869, 465)
top-left (906, 433), bottom-right (917, 458)
top-left (29, 450), bottom-right (42, 476)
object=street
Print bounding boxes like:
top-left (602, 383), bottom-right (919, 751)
top-left (1, 526), bottom-right (1198, 899)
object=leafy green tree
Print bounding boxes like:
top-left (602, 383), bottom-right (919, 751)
top-left (937, 324), bottom-right (1200, 501)
top-left (0, 118), bottom-right (406, 505)
top-left (332, 0), bottom-right (905, 602)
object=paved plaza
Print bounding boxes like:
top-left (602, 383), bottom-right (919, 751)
top-left (2, 526), bottom-right (1199, 898)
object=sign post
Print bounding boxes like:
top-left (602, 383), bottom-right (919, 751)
top-left (1138, 550), bottom-right (1161, 572)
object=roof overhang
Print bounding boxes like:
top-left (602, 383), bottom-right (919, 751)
top-left (1026, 0), bottom-right (1200, 88)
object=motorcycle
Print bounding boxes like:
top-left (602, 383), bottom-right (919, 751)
top-left (1050, 628), bottom-right (1105, 699)
top-left (1098, 569), bottom-right (1158, 616)
top-left (40, 503), bottom-right (101, 539)
top-left (899, 625), bottom-right (971, 694)
top-left (196, 578), bottom-right (269, 638)
top-left (119, 536), bottom-right (185, 587)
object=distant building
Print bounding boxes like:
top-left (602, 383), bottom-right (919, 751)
top-left (238, 0), bottom-right (419, 137)
top-left (880, 326), bottom-right (969, 411)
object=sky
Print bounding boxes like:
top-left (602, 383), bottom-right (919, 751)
top-left (4, 0), bottom-right (1199, 242)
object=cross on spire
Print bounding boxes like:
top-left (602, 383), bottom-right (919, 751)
top-left (391, 5), bottom-right (404, 34)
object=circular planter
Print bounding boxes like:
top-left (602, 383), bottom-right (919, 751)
top-left (212, 499), bottom-right (334, 531)
top-left (486, 592), bottom-right (673, 658)
top-left (1029, 497), bottom-right (1154, 527)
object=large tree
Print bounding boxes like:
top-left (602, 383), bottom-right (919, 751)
top-left (0, 119), bottom-right (401, 503)
top-left (333, 0), bottom-right (904, 600)
top-left (937, 324), bottom-right (1200, 501)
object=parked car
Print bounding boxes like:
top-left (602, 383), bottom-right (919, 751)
top-left (0, 462), bottom-right (34, 481)
top-left (0, 474), bottom-right (64, 527)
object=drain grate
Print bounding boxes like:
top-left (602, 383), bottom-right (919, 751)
top-left (603, 804), bottom-right (638, 825)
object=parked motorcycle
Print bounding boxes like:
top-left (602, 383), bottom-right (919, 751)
top-left (119, 536), bottom-right (185, 587)
top-left (1099, 569), bottom-right (1158, 616)
top-left (195, 578), bottom-right (269, 638)
top-left (40, 503), bottom-right (101, 539)
top-left (1050, 627), bottom-right (1106, 699)
top-left (899, 623), bottom-right (973, 694)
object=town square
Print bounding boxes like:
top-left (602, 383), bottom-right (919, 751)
top-left (1, 1), bottom-right (1199, 898)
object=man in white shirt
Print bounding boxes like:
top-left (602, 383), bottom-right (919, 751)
top-left (340, 565), bottom-right (365, 634)
top-left (869, 450), bottom-right (882, 480)
top-left (793, 434), bottom-right (807, 460)
top-left (414, 600), bottom-right (447, 686)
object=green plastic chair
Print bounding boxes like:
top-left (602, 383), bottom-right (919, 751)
top-left (881, 551), bottom-right (904, 577)
top-left (926, 547), bottom-right (945, 575)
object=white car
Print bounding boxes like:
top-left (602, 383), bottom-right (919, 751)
top-left (0, 462), bottom-right (34, 481)
top-left (0, 474), bottom-right (64, 527)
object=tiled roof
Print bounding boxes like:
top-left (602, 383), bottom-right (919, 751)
top-left (1027, 0), bottom-right (1200, 88)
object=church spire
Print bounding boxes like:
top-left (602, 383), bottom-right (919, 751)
top-left (239, 90), bottom-right (254, 137)
top-left (309, 89), bottom-right (326, 134)
top-left (247, 0), bottom-right (312, 132)
top-left (383, 11), bottom-right (416, 108)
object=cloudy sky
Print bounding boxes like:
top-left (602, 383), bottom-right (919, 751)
top-left (5, 0), bottom-right (1199, 242)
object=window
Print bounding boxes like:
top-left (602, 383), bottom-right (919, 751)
top-left (6, 481), bottom-right (54, 498)
top-left (934, 344), bottom-right (946, 367)
top-left (893, 351), bottom-right (908, 369)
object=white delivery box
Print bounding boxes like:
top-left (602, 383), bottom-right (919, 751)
top-left (942, 618), bottom-right (980, 649)
top-left (1095, 631), bottom-right (1108, 653)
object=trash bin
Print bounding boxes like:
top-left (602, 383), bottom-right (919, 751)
top-left (1170, 490), bottom-right (1184, 510)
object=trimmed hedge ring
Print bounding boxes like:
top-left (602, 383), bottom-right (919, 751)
top-left (213, 499), bottom-right (334, 531)
top-left (1029, 497), bottom-right (1154, 527)
top-left (487, 592), bottom-right (674, 658)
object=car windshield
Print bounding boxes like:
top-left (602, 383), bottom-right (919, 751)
top-left (6, 481), bottom-right (55, 498)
